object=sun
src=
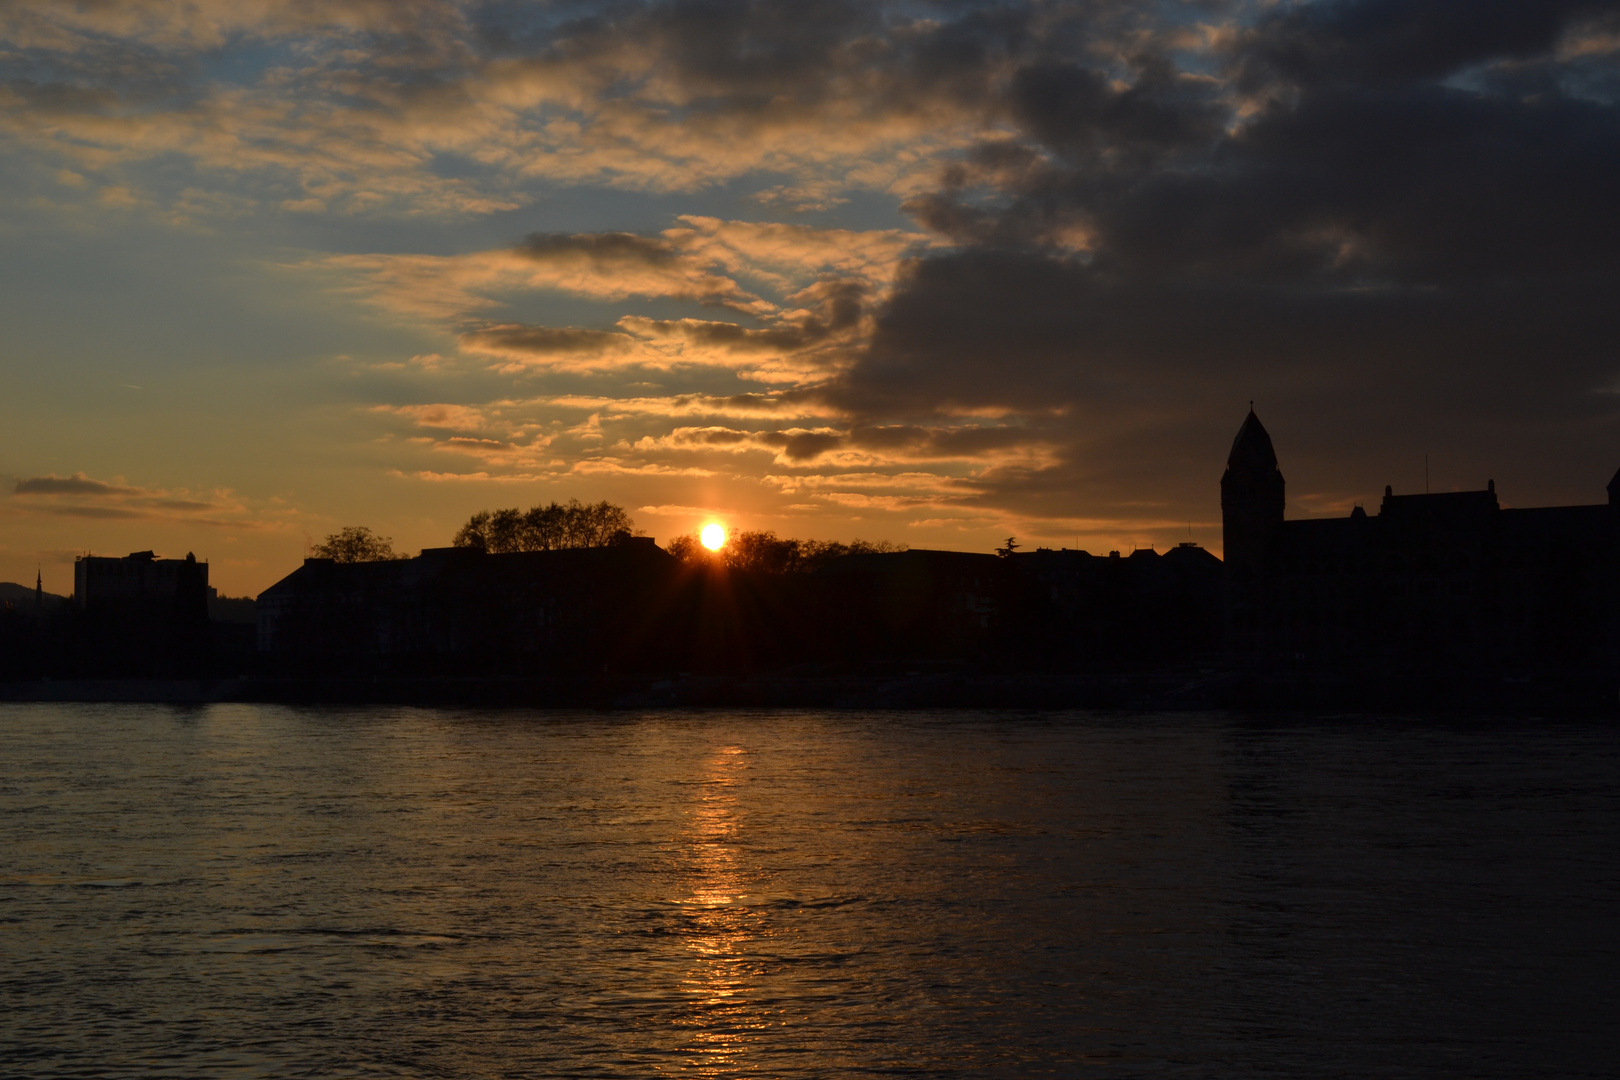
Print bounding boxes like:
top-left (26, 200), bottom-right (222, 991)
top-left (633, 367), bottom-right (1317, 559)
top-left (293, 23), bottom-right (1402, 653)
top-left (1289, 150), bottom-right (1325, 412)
top-left (700, 523), bottom-right (727, 551)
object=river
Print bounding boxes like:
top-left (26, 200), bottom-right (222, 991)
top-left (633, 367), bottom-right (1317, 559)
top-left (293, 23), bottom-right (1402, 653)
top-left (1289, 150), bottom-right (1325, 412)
top-left (1, 705), bottom-right (1616, 1077)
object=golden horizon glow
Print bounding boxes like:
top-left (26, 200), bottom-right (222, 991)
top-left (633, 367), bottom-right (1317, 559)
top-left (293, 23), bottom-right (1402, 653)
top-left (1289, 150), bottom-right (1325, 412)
top-left (701, 523), bottom-right (727, 551)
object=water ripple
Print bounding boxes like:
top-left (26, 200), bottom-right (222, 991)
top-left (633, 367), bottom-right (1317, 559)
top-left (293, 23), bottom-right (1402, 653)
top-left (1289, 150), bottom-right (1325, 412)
top-left (1, 705), bottom-right (1617, 1077)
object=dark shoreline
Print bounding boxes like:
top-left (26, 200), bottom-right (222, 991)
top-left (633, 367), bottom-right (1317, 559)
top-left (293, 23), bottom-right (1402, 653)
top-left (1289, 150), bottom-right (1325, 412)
top-left (4, 670), bottom-right (1619, 714)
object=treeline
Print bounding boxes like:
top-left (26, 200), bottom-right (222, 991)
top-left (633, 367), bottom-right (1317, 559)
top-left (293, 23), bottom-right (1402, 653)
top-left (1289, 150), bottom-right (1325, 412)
top-left (321, 502), bottom-right (906, 572)
top-left (454, 499), bottom-right (636, 553)
top-left (666, 530), bottom-right (905, 574)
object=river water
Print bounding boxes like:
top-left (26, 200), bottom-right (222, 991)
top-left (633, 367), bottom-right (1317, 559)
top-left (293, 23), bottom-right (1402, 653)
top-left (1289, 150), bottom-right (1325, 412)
top-left (1, 705), bottom-right (1616, 1078)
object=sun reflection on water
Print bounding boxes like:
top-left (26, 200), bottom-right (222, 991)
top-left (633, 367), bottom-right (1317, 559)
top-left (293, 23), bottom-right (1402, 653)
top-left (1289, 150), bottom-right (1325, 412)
top-left (676, 744), bottom-right (769, 1073)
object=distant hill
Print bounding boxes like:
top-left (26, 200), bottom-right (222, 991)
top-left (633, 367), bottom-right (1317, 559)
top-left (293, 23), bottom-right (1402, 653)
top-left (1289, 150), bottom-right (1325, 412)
top-left (0, 582), bottom-right (69, 611)
top-left (0, 583), bottom-right (257, 621)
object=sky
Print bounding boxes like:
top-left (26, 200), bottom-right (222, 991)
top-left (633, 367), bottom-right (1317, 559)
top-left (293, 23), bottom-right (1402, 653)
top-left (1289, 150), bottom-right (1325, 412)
top-left (3, 0), bottom-right (1619, 597)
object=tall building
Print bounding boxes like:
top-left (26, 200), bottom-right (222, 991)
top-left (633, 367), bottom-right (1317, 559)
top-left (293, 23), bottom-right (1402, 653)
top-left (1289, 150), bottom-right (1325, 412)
top-left (73, 550), bottom-right (211, 676)
top-left (1221, 411), bottom-right (1620, 670)
top-left (74, 550), bottom-right (208, 610)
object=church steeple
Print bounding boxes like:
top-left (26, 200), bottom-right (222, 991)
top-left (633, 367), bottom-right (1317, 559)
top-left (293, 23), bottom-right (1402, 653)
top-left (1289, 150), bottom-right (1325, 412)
top-left (1608, 465), bottom-right (1620, 510)
top-left (35, 568), bottom-right (43, 618)
top-left (1227, 408), bottom-right (1280, 476)
top-left (1221, 407), bottom-right (1285, 571)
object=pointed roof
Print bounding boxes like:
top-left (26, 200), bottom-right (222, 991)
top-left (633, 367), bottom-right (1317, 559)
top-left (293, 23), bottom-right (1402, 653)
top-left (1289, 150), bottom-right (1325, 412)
top-left (1227, 408), bottom-right (1279, 473)
top-left (1608, 465), bottom-right (1620, 504)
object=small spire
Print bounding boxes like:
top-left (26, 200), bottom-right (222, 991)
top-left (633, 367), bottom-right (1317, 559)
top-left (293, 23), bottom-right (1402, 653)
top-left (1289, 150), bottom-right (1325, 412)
top-left (1227, 407), bottom-right (1279, 471)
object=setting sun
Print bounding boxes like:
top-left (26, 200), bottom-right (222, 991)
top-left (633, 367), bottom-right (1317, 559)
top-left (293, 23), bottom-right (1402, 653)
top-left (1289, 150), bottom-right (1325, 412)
top-left (700, 523), bottom-right (727, 551)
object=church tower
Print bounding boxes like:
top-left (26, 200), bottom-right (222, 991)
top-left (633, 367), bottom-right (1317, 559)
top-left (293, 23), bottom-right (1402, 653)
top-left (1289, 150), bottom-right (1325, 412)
top-left (1221, 407), bottom-right (1285, 572)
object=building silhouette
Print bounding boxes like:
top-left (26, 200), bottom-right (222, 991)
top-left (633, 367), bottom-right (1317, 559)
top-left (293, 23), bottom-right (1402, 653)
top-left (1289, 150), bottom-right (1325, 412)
top-left (1006, 543), bottom-right (1224, 669)
top-left (72, 550), bottom-right (211, 675)
top-left (1222, 409), bottom-right (1620, 670)
top-left (257, 538), bottom-right (684, 675)
top-left (240, 411), bottom-right (1620, 683)
top-left (817, 549), bottom-right (1004, 664)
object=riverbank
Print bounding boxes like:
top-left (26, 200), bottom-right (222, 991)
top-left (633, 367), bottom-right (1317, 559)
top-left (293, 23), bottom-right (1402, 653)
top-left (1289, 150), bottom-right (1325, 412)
top-left (3, 669), bottom-right (1617, 713)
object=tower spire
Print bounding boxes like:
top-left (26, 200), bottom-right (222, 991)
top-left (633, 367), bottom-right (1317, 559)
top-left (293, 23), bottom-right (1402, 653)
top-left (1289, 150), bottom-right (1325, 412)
top-left (1221, 407), bottom-right (1285, 572)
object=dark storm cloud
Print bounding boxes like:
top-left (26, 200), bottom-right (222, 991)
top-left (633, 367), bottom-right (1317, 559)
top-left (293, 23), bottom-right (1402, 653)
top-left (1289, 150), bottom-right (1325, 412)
top-left (1008, 56), bottom-right (1226, 166)
top-left (1236, 0), bottom-right (1615, 88)
top-left (845, 253), bottom-right (1620, 412)
top-left (906, 1), bottom-right (1620, 275)
top-left (831, 0), bottom-right (1620, 514)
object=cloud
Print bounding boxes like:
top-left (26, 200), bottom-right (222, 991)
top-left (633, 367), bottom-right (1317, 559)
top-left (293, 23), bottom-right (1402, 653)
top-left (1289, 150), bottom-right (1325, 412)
top-left (10, 471), bottom-right (278, 528)
top-left (635, 504), bottom-right (725, 517)
top-left (392, 470), bottom-right (544, 484)
top-left (568, 459), bottom-right (716, 478)
top-left (328, 216), bottom-right (930, 384)
top-left (808, 0), bottom-right (1620, 532)
top-left (664, 216), bottom-right (936, 293)
top-left (328, 216), bottom-right (917, 322)
top-left (631, 420), bottom-right (1059, 471)
top-left (536, 392), bottom-right (841, 421)
top-left (0, 0), bottom-right (1011, 220)
top-left (331, 3), bottom-right (1615, 539)
top-left (8, 0), bottom-right (1618, 552)
top-left (372, 403), bottom-right (494, 431)
top-left (457, 325), bottom-right (634, 367)
top-left (15, 473), bottom-right (138, 496)
top-left (510, 231), bottom-right (773, 313)
top-left (1234, 0), bottom-right (1611, 89)
top-left (320, 219), bottom-right (897, 340)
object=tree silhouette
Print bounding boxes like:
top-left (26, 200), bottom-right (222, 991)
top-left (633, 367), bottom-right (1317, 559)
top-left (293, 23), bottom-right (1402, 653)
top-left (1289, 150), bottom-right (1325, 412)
top-left (665, 530), bottom-right (905, 572)
top-left (313, 526), bottom-right (397, 562)
top-left (454, 499), bottom-right (637, 552)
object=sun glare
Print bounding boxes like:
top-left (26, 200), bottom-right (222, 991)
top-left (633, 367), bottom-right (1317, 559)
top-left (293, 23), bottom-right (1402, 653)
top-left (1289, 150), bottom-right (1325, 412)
top-left (701, 523), bottom-right (727, 551)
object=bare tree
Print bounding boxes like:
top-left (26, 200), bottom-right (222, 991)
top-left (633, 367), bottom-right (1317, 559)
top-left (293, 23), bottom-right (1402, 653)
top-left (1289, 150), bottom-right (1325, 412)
top-left (313, 526), bottom-right (397, 563)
